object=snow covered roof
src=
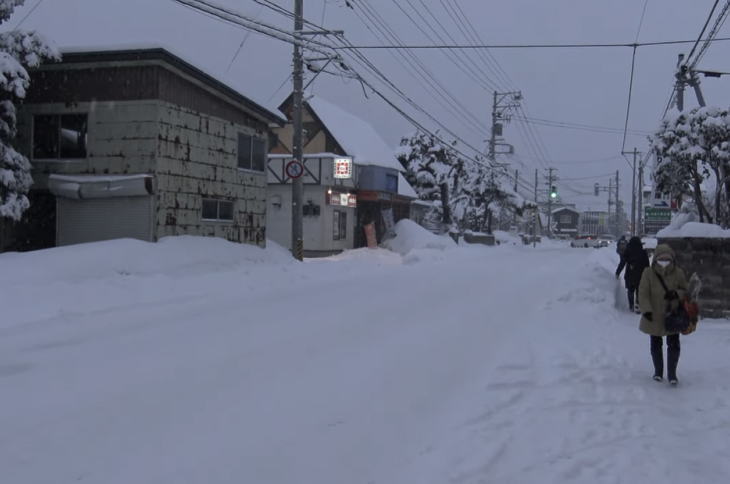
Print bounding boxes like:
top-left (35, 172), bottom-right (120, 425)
top-left (304, 95), bottom-right (403, 172)
top-left (398, 173), bottom-right (417, 198)
top-left (552, 207), bottom-right (579, 215)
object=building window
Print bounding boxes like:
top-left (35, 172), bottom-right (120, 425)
top-left (385, 173), bottom-right (398, 193)
top-left (33, 114), bottom-right (88, 159)
top-left (333, 210), bottom-right (347, 240)
top-left (237, 133), bottom-right (266, 172)
top-left (202, 198), bottom-right (234, 222)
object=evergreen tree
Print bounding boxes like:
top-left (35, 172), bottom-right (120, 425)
top-left (0, 0), bottom-right (58, 221)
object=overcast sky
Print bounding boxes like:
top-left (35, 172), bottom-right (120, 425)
top-left (10, 0), bottom-right (729, 210)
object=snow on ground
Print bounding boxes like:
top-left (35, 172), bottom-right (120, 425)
top-left (1, 232), bottom-right (730, 484)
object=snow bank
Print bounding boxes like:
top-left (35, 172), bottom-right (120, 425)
top-left (0, 236), bottom-right (292, 286)
top-left (0, 236), bottom-right (293, 329)
top-left (657, 222), bottom-right (730, 238)
top-left (382, 219), bottom-right (456, 256)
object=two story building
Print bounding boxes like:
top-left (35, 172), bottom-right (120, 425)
top-left (3, 47), bottom-right (284, 252)
top-left (270, 94), bottom-right (415, 254)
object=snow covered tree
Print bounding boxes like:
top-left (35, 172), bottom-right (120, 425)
top-left (398, 131), bottom-right (518, 234)
top-left (0, 1), bottom-right (58, 221)
top-left (650, 110), bottom-right (713, 223)
top-left (397, 131), bottom-right (460, 230)
top-left (650, 106), bottom-right (730, 227)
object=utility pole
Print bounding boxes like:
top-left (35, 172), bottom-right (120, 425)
top-left (615, 169), bottom-right (620, 236)
top-left (608, 176), bottom-right (613, 234)
top-left (291, 0), bottom-right (304, 261)
top-left (637, 161), bottom-right (644, 236)
top-left (622, 148), bottom-right (640, 236)
top-left (545, 168), bottom-right (556, 237)
top-left (533, 168), bottom-right (538, 247)
top-left (488, 90), bottom-right (522, 160)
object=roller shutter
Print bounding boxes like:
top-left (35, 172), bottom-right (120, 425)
top-left (57, 196), bottom-right (153, 246)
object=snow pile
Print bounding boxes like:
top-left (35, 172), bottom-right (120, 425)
top-left (493, 230), bottom-right (521, 246)
top-left (0, 236), bottom-right (293, 329)
top-left (657, 221), bottom-right (730, 238)
top-left (0, 236), bottom-right (291, 286)
top-left (382, 219), bottom-right (456, 256)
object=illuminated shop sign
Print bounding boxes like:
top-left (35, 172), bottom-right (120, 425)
top-left (333, 157), bottom-right (353, 179)
top-left (328, 190), bottom-right (357, 207)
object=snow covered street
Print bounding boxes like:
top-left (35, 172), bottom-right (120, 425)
top-left (2, 235), bottom-right (730, 484)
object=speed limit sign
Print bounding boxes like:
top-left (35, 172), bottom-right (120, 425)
top-left (285, 160), bottom-right (304, 179)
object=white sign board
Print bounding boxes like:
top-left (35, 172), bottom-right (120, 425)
top-left (333, 157), bottom-right (353, 179)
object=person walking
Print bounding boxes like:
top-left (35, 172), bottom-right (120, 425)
top-left (638, 244), bottom-right (688, 385)
top-left (615, 236), bottom-right (650, 312)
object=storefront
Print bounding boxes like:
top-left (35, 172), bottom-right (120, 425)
top-left (267, 153), bottom-right (357, 257)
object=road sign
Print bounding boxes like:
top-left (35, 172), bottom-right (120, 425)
top-left (644, 206), bottom-right (672, 235)
top-left (285, 159), bottom-right (304, 179)
top-left (645, 206), bottom-right (672, 222)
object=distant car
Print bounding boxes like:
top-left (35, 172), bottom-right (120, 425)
top-left (596, 234), bottom-right (614, 248)
top-left (571, 235), bottom-right (599, 248)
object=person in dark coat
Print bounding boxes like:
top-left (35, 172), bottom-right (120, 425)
top-left (615, 236), bottom-right (650, 312)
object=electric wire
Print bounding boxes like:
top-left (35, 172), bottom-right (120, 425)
top-left (685, 0), bottom-right (721, 66)
top-left (332, 37), bottom-right (730, 50)
top-left (347, 0), bottom-right (487, 136)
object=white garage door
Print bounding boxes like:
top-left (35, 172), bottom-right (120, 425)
top-left (57, 196), bottom-right (153, 246)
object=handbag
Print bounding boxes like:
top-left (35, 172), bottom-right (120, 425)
top-left (654, 271), bottom-right (691, 334)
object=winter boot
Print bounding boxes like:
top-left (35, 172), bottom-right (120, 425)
top-left (650, 336), bottom-right (664, 381)
top-left (667, 335), bottom-right (681, 385)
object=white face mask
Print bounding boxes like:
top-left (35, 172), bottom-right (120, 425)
top-left (656, 260), bottom-right (671, 268)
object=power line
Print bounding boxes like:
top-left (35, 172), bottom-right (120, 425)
top-left (331, 36), bottom-right (730, 50)
top-left (685, 0), bottom-right (721, 65)
top-left (621, 45), bottom-right (638, 152)
top-left (347, 0), bottom-right (487, 136)
top-left (635, 0), bottom-right (650, 43)
top-left (515, 115), bottom-right (651, 136)
top-left (13, 0), bottom-right (44, 29)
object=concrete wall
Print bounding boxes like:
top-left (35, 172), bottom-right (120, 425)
top-left (17, 99), bottom-right (268, 248)
top-left (17, 100), bottom-right (159, 190)
top-left (659, 237), bottom-right (730, 319)
top-left (156, 101), bottom-right (267, 246)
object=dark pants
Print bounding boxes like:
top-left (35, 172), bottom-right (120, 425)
top-left (650, 334), bottom-right (681, 380)
top-left (626, 283), bottom-right (638, 310)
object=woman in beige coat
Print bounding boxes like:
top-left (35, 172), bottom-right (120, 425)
top-left (638, 244), bottom-right (687, 385)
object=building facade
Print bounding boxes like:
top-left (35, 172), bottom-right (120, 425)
top-left (271, 94), bottom-right (415, 252)
top-left (3, 48), bottom-right (283, 251)
top-left (551, 207), bottom-right (580, 238)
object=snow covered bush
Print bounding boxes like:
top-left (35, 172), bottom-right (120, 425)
top-left (0, 0), bottom-right (58, 221)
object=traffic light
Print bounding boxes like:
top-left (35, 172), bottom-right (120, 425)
top-left (594, 183), bottom-right (600, 196)
top-left (550, 186), bottom-right (558, 199)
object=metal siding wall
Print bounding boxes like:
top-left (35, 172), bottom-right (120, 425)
top-left (57, 196), bottom-right (153, 246)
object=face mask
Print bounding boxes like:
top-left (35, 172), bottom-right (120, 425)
top-left (657, 260), bottom-right (671, 268)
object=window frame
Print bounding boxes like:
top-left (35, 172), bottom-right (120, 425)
top-left (32, 113), bottom-right (88, 161)
top-left (201, 198), bottom-right (235, 223)
top-left (237, 132), bottom-right (266, 173)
